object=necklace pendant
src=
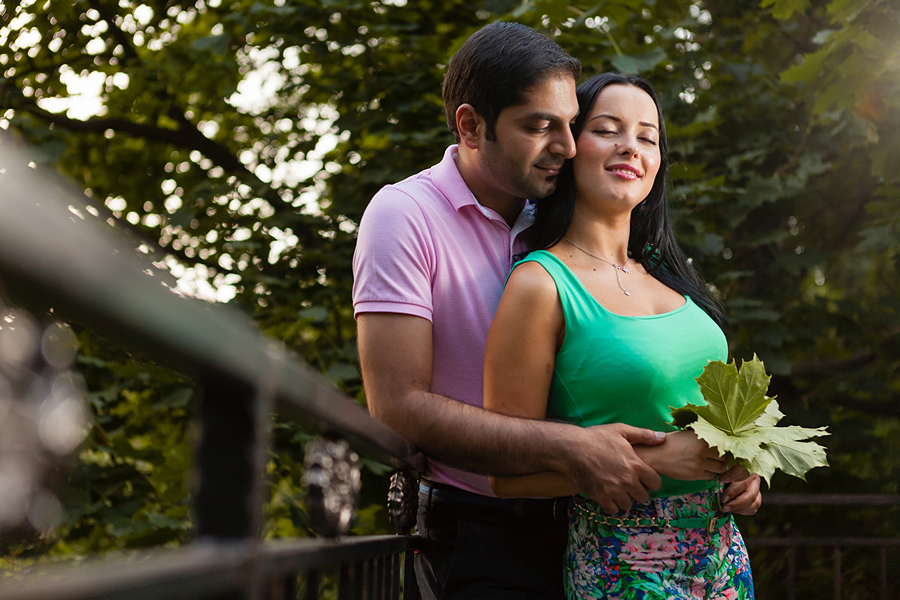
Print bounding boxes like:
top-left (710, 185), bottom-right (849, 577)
top-left (564, 237), bottom-right (634, 297)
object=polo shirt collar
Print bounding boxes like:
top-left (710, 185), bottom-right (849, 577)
top-left (432, 145), bottom-right (536, 230)
top-left (432, 145), bottom-right (478, 212)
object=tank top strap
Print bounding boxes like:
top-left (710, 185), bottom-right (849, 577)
top-left (512, 250), bottom-right (600, 328)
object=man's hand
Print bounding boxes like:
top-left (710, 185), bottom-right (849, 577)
top-left (563, 423), bottom-right (665, 514)
top-left (721, 472), bottom-right (762, 515)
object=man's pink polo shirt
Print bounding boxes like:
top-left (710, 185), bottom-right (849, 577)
top-left (352, 145), bottom-right (533, 496)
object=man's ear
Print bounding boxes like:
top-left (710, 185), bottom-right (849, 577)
top-left (456, 104), bottom-right (486, 150)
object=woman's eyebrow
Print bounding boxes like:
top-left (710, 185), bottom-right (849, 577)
top-left (589, 114), bottom-right (659, 130)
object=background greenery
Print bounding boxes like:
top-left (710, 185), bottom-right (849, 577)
top-left (1, 0), bottom-right (898, 596)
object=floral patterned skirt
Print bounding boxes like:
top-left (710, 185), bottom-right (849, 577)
top-left (565, 490), bottom-right (754, 599)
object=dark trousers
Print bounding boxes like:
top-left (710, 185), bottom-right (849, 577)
top-left (415, 482), bottom-right (569, 600)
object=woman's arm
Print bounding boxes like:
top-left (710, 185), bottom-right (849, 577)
top-left (484, 262), bottom-right (574, 498)
top-left (489, 433), bottom-right (733, 498)
top-left (634, 430), bottom-right (727, 481)
top-left (638, 435), bottom-right (762, 515)
top-left (489, 471), bottom-right (579, 499)
top-left (483, 262), bottom-right (563, 419)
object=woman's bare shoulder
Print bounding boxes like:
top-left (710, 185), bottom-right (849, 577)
top-left (505, 259), bottom-right (559, 303)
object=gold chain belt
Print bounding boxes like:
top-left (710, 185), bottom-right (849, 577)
top-left (571, 495), bottom-right (730, 535)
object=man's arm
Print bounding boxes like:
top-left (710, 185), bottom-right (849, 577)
top-left (358, 311), bottom-right (665, 513)
top-left (360, 311), bottom-right (565, 474)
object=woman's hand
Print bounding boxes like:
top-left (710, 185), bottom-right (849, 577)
top-left (721, 473), bottom-right (762, 515)
top-left (635, 430), bottom-right (727, 481)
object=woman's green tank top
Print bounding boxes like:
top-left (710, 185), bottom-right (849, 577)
top-left (517, 251), bottom-right (728, 498)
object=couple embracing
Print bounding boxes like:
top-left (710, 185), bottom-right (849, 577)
top-left (352, 21), bottom-right (759, 600)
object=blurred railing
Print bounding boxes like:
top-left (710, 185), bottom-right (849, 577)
top-left (0, 131), bottom-right (424, 599)
top-left (746, 494), bottom-right (900, 600)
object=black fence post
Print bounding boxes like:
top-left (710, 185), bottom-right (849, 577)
top-left (195, 374), bottom-right (267, 600)
top-left (404, 548), bottom-right (418, 600)
top-left (196, 375), bottom-right (257, 539)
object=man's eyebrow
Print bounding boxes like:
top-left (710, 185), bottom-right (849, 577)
top-left (589, 114), bottom-right (659, 130)
top-left (524, 111), bottom-right (569, 122)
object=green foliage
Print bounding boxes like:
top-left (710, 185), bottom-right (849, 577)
top-left (1, 0), bottom-right (898, 593)
top-left (49, 331), bottom-right (194, 559)
top-left (760, 0), bottom-right (811, 20)
top-left (672, 356), bottom-right (829, 485)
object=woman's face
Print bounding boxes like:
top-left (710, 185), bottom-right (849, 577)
top-left (572, 84), bottom-right (661, 212)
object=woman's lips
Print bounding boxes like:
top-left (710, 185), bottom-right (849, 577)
top-left (607, 164), bottom-right (642, 179)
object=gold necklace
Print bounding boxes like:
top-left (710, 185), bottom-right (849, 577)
top-left (564, 237), bottom-right (632, 296)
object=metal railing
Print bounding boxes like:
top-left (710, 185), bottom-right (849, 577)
top-left (746, 494), bottom-right (900, 600)
top-left (0, 131), bottom-right (423, 599)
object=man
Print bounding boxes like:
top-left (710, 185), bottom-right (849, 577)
top-left (352, 23), bottom-right (667, 598)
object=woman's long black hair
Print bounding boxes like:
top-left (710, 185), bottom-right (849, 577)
top-left (529, 72), bottom-right (726, 329)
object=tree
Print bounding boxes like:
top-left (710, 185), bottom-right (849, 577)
top-left (1, 0), bottom-right (898, 594)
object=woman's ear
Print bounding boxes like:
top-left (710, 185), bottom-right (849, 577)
top-left (456, 104), bottom-right (486, 150)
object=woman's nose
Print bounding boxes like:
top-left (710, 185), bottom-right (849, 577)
top-left (618, 138), bottom-right (639, 157)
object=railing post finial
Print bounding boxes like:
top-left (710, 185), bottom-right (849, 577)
top-left (387, 470), bottom-right (418, 535)
top-left (302, 436), bottom-right (361, 537)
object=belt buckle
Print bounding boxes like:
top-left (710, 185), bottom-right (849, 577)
top-left (705, 510), bottom-right (719, 544)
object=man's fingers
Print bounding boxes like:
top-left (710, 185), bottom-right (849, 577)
top-left (595, 496), bottom-right (620, 514)
top-left (588, 475), bottom-right (651, 513)
top-left (638, 464), bottom-right (662, 492)
top-left (574, 423), bottom-right (666, 513)
top-left (618, 424), bottom-right (666, 446)
top-left (629, 483), bottom-right (651, 505)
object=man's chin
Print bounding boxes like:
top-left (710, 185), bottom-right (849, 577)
top-left (531, 180), bottom-right (558, 200)
top-left (510, 175), bottom-right (558, 201)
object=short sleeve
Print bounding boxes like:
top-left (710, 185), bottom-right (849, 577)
top-left (352, 186), bottom-right (435, 321)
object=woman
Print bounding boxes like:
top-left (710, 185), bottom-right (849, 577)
top-left (483, 73), bottom-right (758, 599)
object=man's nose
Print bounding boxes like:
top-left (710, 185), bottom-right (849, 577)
top-left (550, 127), bottom-right (576, 159)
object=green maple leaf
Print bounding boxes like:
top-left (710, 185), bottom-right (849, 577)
top-left (749, 435), bottom-right (830, 485)
top-left (686, 355), bottom-right (773, 435)
top-left (755, 400), bottom-right (784, 428)
top-left (689, 416), bottom-right (766, 464)
top-left (670, 356), bottom-right (829, 486)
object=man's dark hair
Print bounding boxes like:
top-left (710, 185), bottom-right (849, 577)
top-left (442, 22), bottom-right (581, 143)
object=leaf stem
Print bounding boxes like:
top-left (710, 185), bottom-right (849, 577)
top-left (604, 29), bottom-right (623, 55)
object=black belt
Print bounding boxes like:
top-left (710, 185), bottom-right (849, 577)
top-left (419, 480), bottom-right (569, 519)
